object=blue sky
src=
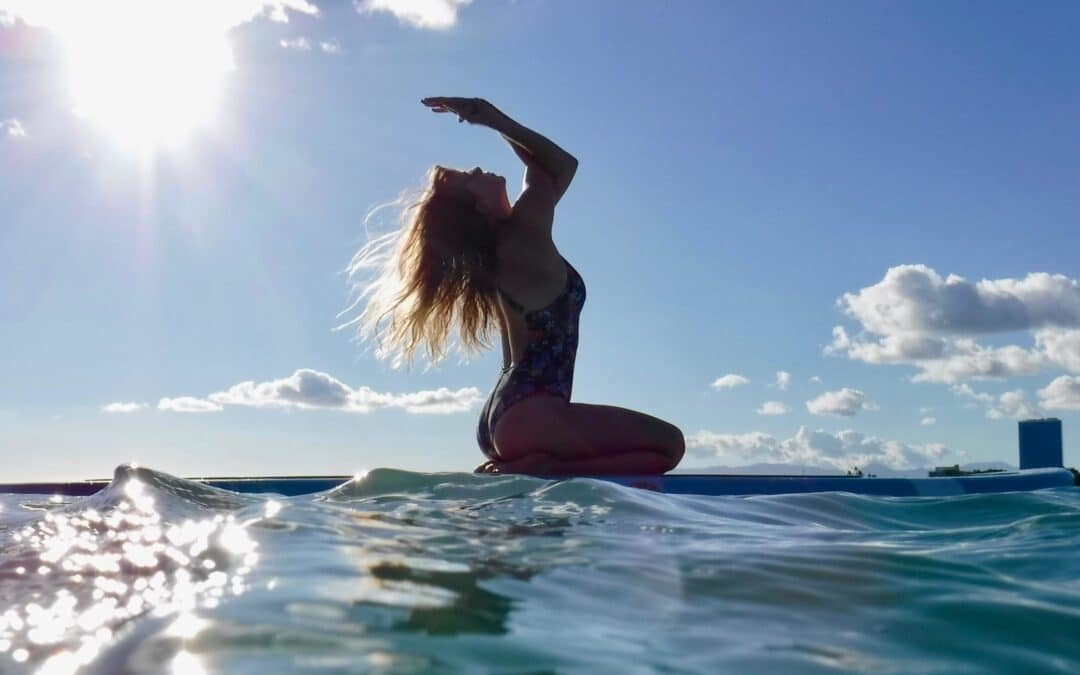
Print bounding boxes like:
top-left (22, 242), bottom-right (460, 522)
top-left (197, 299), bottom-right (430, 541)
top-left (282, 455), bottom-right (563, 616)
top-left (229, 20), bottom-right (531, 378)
top-left (2, 1), bottom-right (1079, 481)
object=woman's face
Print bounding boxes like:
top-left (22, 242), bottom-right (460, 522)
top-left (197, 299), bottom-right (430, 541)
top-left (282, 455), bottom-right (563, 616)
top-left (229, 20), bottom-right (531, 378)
top-left (438, 166), bottom-right (511, 221)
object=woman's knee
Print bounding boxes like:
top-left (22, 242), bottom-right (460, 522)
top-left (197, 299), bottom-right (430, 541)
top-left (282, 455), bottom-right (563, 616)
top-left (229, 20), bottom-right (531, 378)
top-left (659, 423), bottom-right (685, 468)
top-left (668, 425), bottom-right (686, 460)
top-left (644, 416), bottom-right (684, 460)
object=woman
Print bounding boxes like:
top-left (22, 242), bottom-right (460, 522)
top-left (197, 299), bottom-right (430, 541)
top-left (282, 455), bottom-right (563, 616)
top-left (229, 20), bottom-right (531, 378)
top-left (346, 96), bottom-right (684, 476)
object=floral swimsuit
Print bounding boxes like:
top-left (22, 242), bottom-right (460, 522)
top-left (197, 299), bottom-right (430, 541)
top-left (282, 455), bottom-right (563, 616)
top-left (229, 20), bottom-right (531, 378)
top-left (476, 256), bottom-right (587, 459)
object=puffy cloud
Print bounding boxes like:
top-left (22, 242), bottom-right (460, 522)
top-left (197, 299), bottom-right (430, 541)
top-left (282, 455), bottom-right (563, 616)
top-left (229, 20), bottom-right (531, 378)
top-left (688, 426), bottom-right (954, 471)
top-left (1037, 376), bottom-right (1080, 411)
top-left (320, 39), bottom-right (342, 54)
top-left (826, 326), bottom-right (947, 364)
top-left (920, 416), bottom-right (936, 426)
top-left (909, 340), bottom-right (1045, 384)
top-left (211, 369), bottom-right (355, 409)
top-left (102, 402), bottom-right (146, 414)
top-left (756, 401), bottom-right (789, 416)
top-left (805, 388), bottom-right (874, 417)
top-left (951, 384), bottom-right (1041, 420)
top-left (158, 397), bottom-right (223, 413)
top-left (355, 0), bottom-right (473, 30)
top-left (2, 118), bottom-right (26, 137)
top-left (838, 265), bottom-right (1080, 336)
top-left (1035, 328), bottom-right (1080, 373)
top-left (204, 368), bottom-right (480, 414)
top-left (711, 374), bottom-right (749, 390)
top-left (827, 265), bottom-right (1080, 384)
top-left (388, 387), bottom-right (482, 414)
top-left (809, 375), bottom-right (822, 383)
top-left (775, 371), bottom-right (791, 390)
top-left (992, 390), bottom-right (1040, 420)
top-left (687, 431), bottom-right (779, 461)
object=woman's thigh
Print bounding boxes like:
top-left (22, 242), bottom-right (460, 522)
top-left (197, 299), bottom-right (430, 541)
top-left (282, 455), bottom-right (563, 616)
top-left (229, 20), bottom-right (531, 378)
top-left (492, 397), bottom-right (684, 462)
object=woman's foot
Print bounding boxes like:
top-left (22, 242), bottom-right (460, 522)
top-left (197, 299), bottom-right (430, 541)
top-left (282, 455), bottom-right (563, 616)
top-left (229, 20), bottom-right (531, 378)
top-left (473, 453), bottom-right (556, 476)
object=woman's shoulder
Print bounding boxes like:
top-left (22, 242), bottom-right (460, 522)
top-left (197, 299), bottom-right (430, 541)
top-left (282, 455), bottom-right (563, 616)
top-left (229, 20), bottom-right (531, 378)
top-left (496, 217), bottom-right (558, 267)
top-left (495, 225), bottom-right (563, 290)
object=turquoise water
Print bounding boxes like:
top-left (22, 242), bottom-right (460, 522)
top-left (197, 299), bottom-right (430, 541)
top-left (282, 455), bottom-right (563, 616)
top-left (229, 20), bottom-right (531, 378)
top-left (1, 466), bottom-right (1078, 674)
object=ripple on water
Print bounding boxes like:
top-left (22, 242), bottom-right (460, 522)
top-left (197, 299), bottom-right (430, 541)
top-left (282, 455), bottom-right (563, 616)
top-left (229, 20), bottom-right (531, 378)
top-left (0, 465), bottom-right (1078, 674)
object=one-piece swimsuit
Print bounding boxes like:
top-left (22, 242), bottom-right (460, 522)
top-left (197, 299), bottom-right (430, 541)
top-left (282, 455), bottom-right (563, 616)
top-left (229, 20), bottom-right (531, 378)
top-left (476, 256), bottom-right (587, 459)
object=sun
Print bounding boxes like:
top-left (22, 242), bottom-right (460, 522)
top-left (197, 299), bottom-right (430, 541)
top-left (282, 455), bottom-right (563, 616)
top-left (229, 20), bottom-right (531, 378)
top-left (58, 6), bottom-right (234, 149)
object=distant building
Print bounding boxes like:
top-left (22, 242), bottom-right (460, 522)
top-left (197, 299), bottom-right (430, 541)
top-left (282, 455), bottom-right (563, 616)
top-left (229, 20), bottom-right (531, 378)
top-left (930, 465), bottom-right (962, 477)
top-left (1018, 418), bottom-right (1063, 469)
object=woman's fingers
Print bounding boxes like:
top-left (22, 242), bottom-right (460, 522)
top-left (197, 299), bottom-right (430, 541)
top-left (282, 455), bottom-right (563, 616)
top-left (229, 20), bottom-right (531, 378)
top-left (422, 97), bottom-right (470, 111)
top-left (422, 97), bottom-right (480, 125)
top-left (422, 97), bottom-right (454, 108)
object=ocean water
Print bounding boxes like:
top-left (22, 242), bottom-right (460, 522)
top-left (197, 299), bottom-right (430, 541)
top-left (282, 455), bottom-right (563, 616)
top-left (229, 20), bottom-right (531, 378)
top-left (0, 466), bottom-right (1078, 674)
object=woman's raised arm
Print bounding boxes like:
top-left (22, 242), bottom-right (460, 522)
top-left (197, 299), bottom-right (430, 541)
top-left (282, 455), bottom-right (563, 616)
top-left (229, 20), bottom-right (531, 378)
top-left (421, 97), bottom-right (578, 203)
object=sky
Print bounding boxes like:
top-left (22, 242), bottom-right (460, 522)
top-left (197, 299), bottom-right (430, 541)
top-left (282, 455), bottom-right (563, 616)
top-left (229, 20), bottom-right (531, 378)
top-left (2, 0), bottom-right (1079, 481)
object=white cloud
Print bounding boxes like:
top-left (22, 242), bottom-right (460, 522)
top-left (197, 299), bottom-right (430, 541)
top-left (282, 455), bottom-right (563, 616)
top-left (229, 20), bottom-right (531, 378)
top-left (827, 264), bottom-right (1080, 383)
top-left (355, 0), bottom-right (473, 30)
top-left (756, 401), bottom-right (789, 416)
top-left (806, 388), bottom-right (874, 417)
top-left (711, 374), bottom-right (749, 390)
top-left (992, 390), bottom-right (1040, 420)
top-left (950, 383), bottom-right (994, 404)
top-left (205, 368), bottom-right (481, 414)
top-left (0, 1), bottom-right (317, 28)
top-left (838, 265), bottom-right (1080, 336)
top-left (102, 402), bottom-right (146, 414)
top-left (909, 340), bottom-right (1045, 384)
top-left (951, 384), bottom-right (1041, 420)
top-left (1035, 328), bottom-right (1080, 373)
top-left (211, 369), bottom-right (355, 409)
top-left (920, 416), bottom-right (936, 426)
top-left (809, 375), bottom-right (821, 383)
top-left (775, 371), bottom-right (790, 390)
top-left (390, 387), bottom-right (482, 414)
top-left (320, 39), bottom-right (342, 54)
top-left (688, 426), bottom-right (954, 471)
top-left (2, 118), bottom-right (26, 137)
top-left (279, 37), bottom-right (312, 50)
top-left (687, 430), bottom-right (779, 461)
top-left (827, 326), bottom-right (947, 364)
top-left (1037, 375), bottom-right (1080, 411)
top-left (158, 397), bottom-right (223, 413)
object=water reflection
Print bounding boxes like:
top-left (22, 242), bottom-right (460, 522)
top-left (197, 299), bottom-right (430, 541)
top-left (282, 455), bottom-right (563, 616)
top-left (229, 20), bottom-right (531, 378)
top-left (0, 475), bottom-right (269, 672)
top-left (369, 560), bottom-right (517, 636)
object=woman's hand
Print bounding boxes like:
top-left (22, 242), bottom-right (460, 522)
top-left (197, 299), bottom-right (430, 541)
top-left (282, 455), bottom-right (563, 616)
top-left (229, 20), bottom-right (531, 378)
top-left (421, 96), bottom-right (500, 127)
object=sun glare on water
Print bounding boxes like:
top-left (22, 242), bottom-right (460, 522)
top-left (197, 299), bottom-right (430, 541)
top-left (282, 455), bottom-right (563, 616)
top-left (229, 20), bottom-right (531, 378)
top-left (55, 5), bottom-right (236, 149)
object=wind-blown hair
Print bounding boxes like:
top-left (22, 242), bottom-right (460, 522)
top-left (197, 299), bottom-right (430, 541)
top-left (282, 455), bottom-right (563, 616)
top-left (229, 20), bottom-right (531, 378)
top-left (338, 165), bottom-right (500, 369)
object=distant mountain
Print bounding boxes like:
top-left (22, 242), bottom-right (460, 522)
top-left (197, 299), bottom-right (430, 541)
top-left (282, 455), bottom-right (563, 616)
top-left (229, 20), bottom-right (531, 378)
top-left (673, 460), bottom-right (1018, 478)
top-left (671, 462), bottom-right (845, 476)
top-left (961, 461), bottom-right (1017, 472)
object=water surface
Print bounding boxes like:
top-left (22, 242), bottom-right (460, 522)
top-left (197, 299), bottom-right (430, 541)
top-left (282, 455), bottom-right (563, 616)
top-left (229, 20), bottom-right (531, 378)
top-left (1, 466), bottom-right (1077, 674)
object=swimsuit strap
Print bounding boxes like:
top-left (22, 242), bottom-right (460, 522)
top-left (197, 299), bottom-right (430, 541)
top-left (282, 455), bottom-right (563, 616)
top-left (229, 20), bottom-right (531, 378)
top-left (496, 287), bottom-right (526, 313)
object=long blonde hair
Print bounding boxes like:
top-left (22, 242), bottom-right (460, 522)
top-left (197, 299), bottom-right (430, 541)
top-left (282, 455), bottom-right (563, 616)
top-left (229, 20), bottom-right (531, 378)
top-left (339, 165), bottom-right (501, 369)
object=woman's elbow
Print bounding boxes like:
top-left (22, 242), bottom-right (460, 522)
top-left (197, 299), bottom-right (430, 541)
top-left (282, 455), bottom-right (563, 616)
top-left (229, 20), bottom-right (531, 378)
top-left (558, 158), bottom-right (578, 187)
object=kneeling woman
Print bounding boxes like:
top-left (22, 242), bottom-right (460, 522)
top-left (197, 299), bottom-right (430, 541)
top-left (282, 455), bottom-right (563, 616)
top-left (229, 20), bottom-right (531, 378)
top-left (346, 96), bottom-right (684, 476)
